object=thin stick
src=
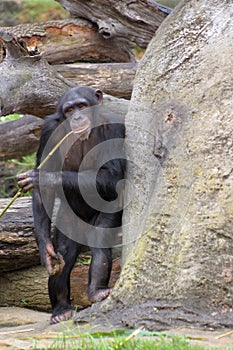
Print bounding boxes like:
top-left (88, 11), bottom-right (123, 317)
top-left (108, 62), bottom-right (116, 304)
top-left (0, 189), bottom-right (22, 218)
top-left (215, 330), bottom-right (233, 339)
top-left (0, 328), bottom-right (34, 335)
top-left (0, 130), bottom-right (74, 218)
top-left (38, 130), bottom-right (73, 170)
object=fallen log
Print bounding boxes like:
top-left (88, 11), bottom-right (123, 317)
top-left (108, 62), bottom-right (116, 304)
top-left (0, 30), bottom-right (130, 118)
top-left (58, 0), bottom-right (171, 47)
top-left (0, 258), bottom-right (121, 311)
top-left (55, 62), bottom-right (137, 99)
top-left (0, 30), bottom-right (74, 117)
top-left (0, 19), bottom-right (134, 64)
top-left (0, 115), bottom-right (42, 161)
top-left (0, 197), bottom-right (39, 272)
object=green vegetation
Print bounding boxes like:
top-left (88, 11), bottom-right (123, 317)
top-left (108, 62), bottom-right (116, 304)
top-left (30, 329), bottom-right (230, 350)
top-left (6, 153), bottom-right (36, 197)
top-left (0, 113), bottom-right (36, 198)
top-left (77, 257), bottom-right (92, 265)
top-left (17, 0), bottom-right (68, 23)
top-left (11, 153), bottom-right (36, 175)
top-left (0, 113), bottom-right (22, 122)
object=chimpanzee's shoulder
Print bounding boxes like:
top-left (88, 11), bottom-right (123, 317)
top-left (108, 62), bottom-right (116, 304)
top-left (42, 113), bottom-right (62, 131)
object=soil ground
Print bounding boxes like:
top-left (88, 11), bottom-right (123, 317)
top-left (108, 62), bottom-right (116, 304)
top-left (0, 307), bottom-right (232, 349)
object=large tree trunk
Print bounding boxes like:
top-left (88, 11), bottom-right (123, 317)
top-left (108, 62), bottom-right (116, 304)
top-left (75, 0), bottom-right (233, 330)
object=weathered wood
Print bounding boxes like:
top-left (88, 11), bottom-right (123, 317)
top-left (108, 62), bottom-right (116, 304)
top-left (0, 19), bottom-right (134, 64)
top-left (0, 259), bottom-right (121, 311)
top-left (0, 30), bottom-right (74, 117)
top-left (0, 197), bottom-right (39, 272)
top-left (56, 62), bottom-right (137, 99)
top-left (0, 115), bottom-right (42, 161)
top-left (58, 0), bottom-right (171, 47)
top-left (0, 31), bottom-right (130, 118)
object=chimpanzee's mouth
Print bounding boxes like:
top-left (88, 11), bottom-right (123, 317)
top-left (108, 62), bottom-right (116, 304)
top-left (73, 120), bottom-right (91, 141)
top-left (72, 119), bottom-right (91, 135)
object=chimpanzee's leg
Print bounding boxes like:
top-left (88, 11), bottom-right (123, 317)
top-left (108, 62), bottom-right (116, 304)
top-left (49, 229), bottom-right (81, 324)
top-left (88, 247), bottom-right (112, 302)
top-left (87, 211), bottom-right (122, 302)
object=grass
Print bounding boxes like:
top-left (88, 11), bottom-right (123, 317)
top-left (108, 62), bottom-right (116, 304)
top-left (29, 328), bottom-right (232, 350)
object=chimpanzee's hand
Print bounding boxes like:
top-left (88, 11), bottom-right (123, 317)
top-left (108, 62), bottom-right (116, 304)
top-left (16, 169), bottom-right (39, 193)
top-left (45, 242), bottom-right (65, 276)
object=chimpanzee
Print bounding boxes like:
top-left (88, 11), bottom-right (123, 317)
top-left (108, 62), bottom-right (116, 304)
top-left (17, 86), bottom-right (125, 324)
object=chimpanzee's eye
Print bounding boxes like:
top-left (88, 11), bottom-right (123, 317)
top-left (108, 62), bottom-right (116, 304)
top-left (65, 106), bottom-right (74, 113)
top-left (77, 103), bottom-right (88, 109)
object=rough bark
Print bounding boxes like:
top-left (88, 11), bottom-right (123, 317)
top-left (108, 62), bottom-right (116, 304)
top-left (0, 197), bottom-right (39, 272)
top-left (58, 0), bottom-right (171, 47)
top-left (0, 30), bottom-right (130, 118)
top-left (1, 19), bottom-right (134, 64)
top-left (0, 30), bottom-right (74, 117)
top-left (0, 259), bottom-right (121, 311)
top-left (75, 0), bottom-right (233, 329)
top-left (56, 62), bottom-right (137, 99)
top-left (0, 115), bottom-right (42, 161)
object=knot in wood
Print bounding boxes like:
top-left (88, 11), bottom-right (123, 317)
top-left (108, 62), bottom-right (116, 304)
top-left (97, 20), bottom-right (116, 39)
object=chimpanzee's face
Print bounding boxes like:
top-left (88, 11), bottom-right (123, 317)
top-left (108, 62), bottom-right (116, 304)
top-left (58, 87), bottom-right (103, 140)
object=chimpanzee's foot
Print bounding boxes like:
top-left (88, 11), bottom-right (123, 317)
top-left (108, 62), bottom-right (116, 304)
top-left (89, 288), bottom-right (112, 302)
top-left (50, 307), bottom-right (76, 324)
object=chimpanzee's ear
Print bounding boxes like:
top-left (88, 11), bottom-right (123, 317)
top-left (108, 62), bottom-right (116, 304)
top-left (95, 89), bottom-right (103, 104)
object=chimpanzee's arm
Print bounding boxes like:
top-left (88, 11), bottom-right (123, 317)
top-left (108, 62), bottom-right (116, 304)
top-left (17, 115), bottom-right (61, 273)
top-left (34, 116), bottom-right (62, 271)
top-left (31, 157), bottom-right (125, 202)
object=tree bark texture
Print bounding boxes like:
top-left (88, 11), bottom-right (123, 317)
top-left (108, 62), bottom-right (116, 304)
top-left (0, 31), bottom-right (74, 117)
top-left (56, 62), bottom-right (137, 99)
top-left (0, 197), bottom-right (39, 272)
top-left (58, 0), bottom-right (171, 47)
top-left (0, 19), bottom-right (134, 64)
top-left (0, 115), bottom-right (42, 161)
top-left (76, 0), bottom-right (233, 330)
top-left (0, 259), bottom-right (121, 311)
